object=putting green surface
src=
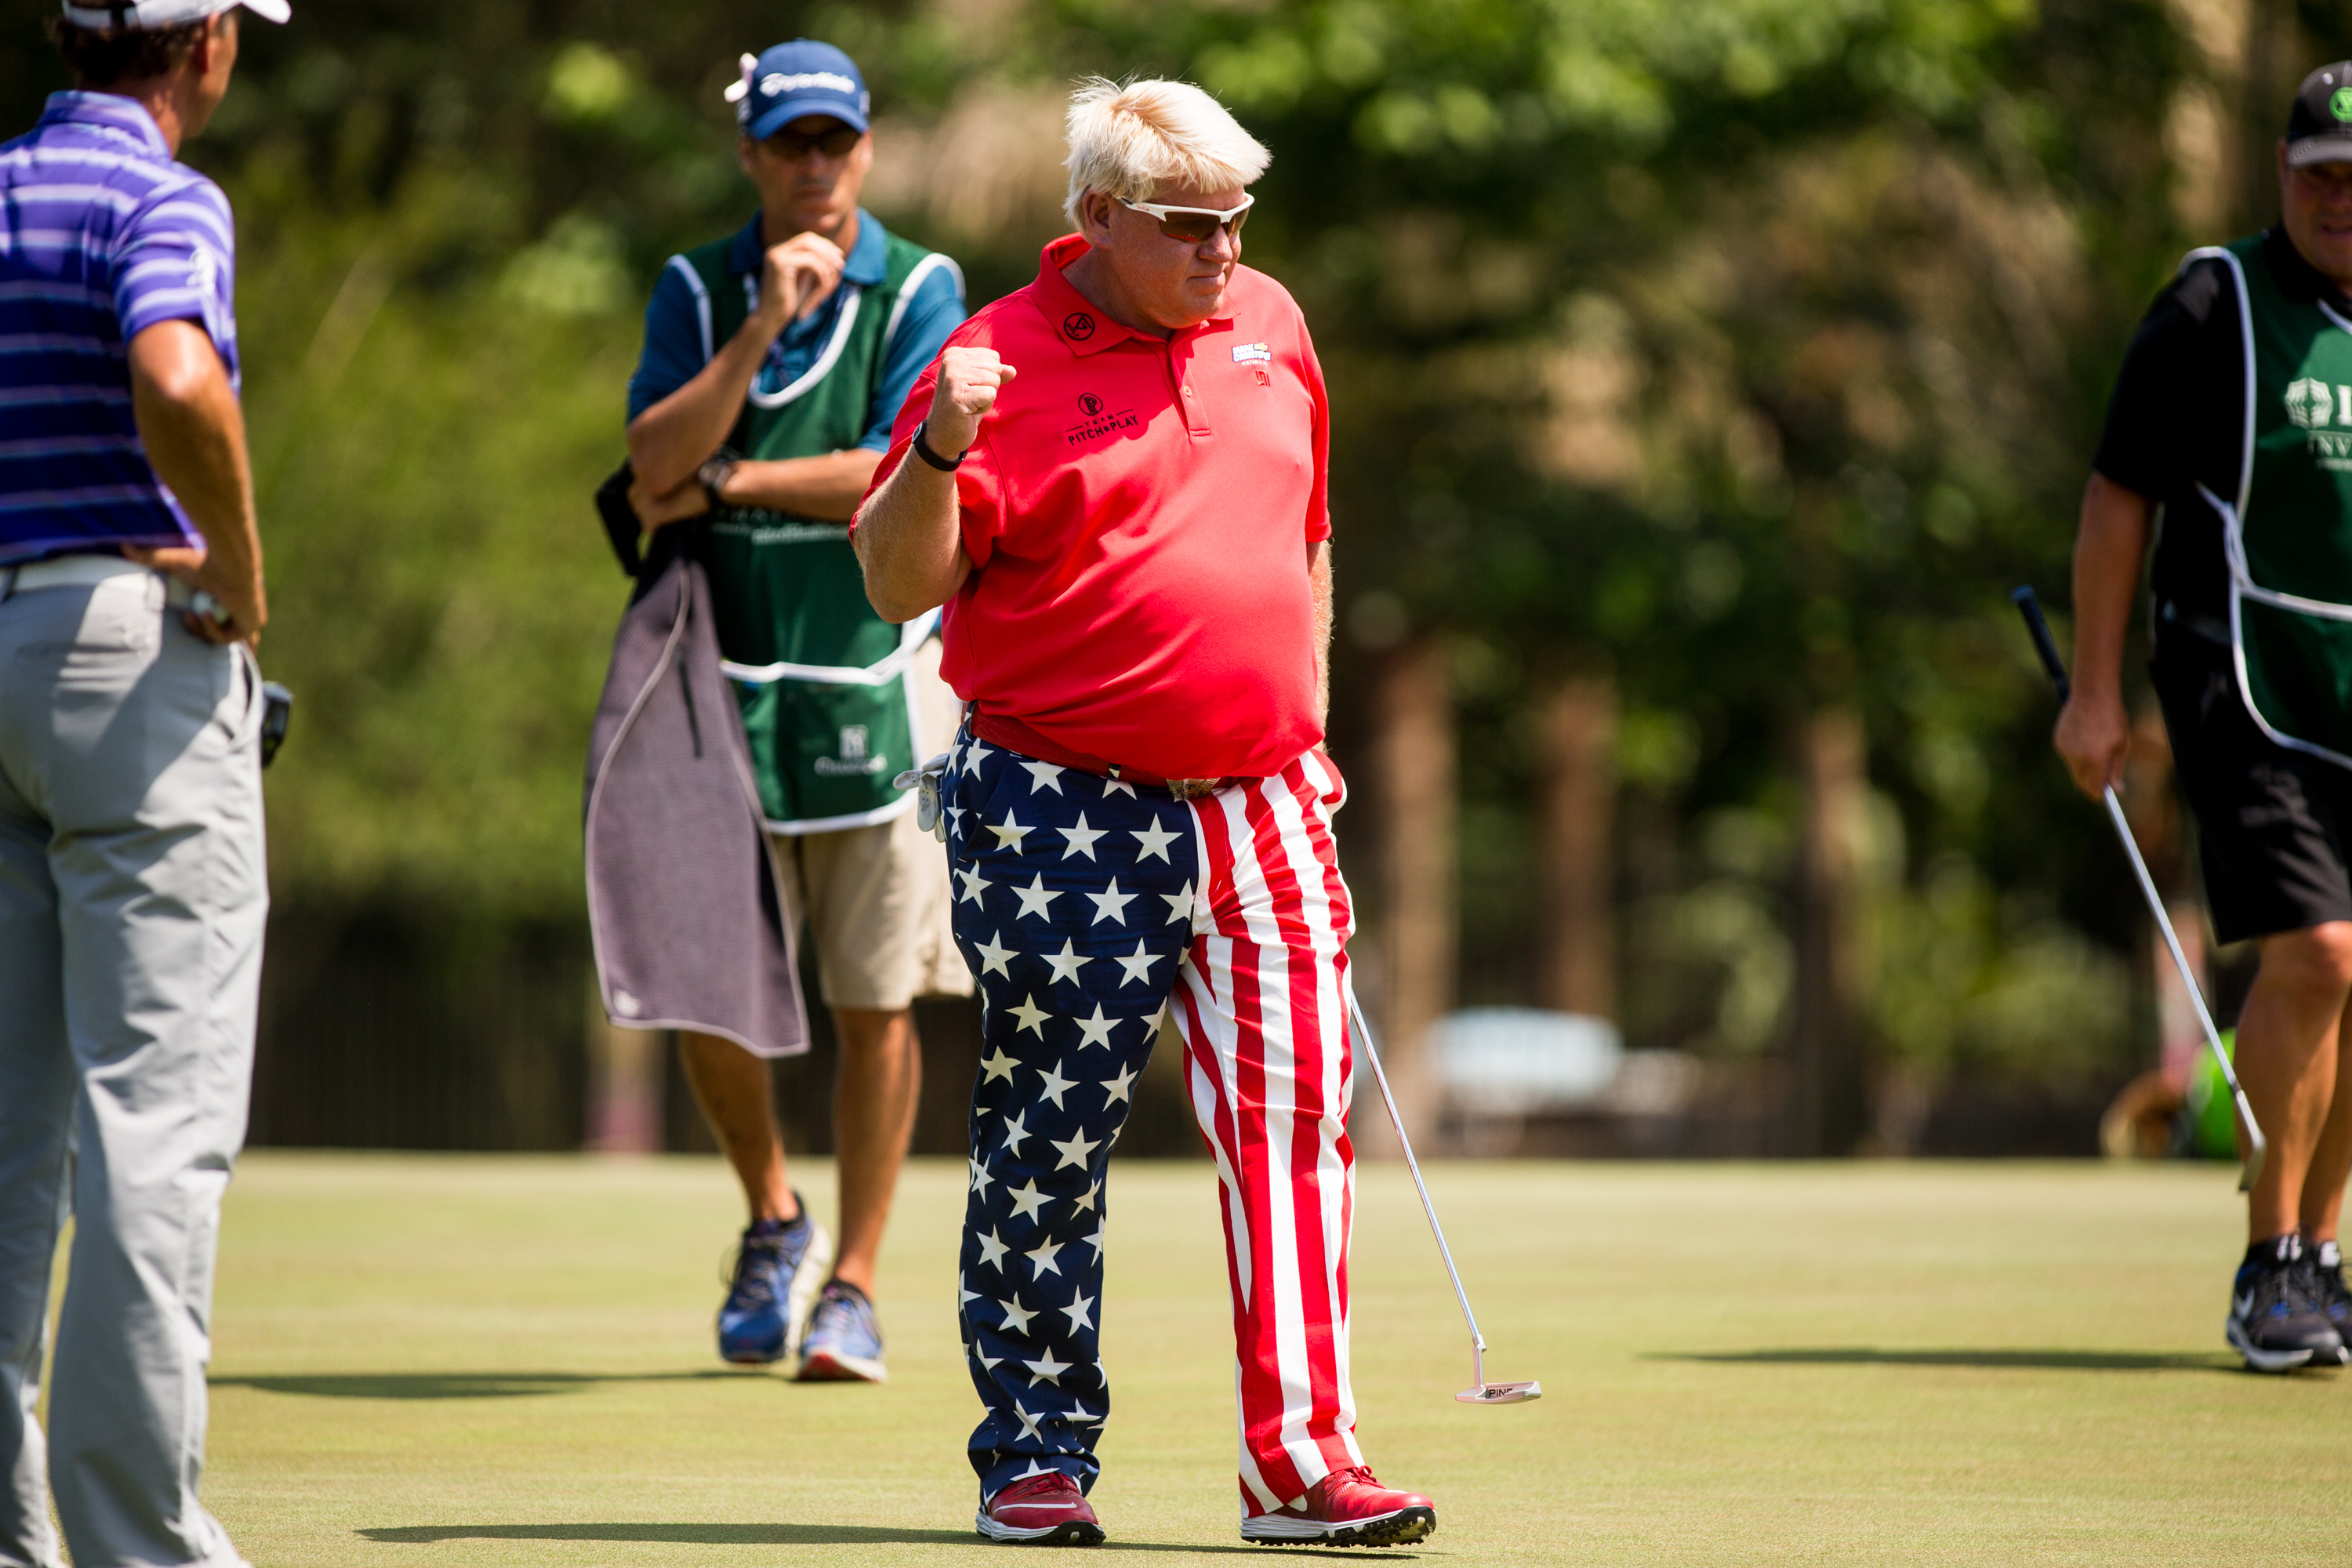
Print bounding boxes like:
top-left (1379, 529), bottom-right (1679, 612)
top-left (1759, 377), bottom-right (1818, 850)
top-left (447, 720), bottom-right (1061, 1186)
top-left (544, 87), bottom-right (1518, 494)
top-left (167, 1156), bottom-right (2350, 1564)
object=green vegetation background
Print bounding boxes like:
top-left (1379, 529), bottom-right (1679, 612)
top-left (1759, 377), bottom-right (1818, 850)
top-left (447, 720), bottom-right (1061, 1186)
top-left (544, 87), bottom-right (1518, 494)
top-left (3, 0), bottom-right (2332, 1100)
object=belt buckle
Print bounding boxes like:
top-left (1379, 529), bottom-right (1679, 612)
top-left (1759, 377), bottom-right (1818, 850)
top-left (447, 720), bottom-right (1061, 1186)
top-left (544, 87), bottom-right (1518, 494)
top-left (1168, 777), bottom-right (1218, 800)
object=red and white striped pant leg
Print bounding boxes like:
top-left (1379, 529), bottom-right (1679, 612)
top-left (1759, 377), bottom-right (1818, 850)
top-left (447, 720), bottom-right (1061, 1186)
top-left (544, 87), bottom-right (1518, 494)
top-left (1168, 751), bottom-right (1364, 1513)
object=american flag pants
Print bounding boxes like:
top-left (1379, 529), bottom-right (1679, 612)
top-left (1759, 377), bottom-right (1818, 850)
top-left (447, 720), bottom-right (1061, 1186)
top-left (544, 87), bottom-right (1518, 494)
top-left (945, 729), bottom-right (1363, 1511)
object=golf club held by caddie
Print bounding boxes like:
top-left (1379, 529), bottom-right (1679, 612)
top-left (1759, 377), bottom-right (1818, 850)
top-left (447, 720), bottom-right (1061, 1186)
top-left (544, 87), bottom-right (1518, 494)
top-left (2011, 585), bottom-right (2267, 1192)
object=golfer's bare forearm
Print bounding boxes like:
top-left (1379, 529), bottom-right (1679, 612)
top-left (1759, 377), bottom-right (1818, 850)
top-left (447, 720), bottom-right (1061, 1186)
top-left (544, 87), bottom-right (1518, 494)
top-left (129, 321), bottom-right (261, 604)
top-left (626, 312), bottom-right (784, 495)
top-left (1309, 539), bottom-right (1333, 731)
top-left (855, 456), bottom-right (970, 622)
top-left (2070, 473), bottom-right (2153, 705)
top-left (718, 449), bottom-right (882, 523)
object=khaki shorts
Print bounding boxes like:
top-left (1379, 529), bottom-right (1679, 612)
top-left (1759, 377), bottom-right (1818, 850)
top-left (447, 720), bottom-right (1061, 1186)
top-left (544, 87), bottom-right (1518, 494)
top-left (767, 637), bottom-right (974, 1011)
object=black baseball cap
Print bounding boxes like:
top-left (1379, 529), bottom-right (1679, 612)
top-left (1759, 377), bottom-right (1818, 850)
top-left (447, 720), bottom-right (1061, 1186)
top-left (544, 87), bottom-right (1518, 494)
top-left (2287, 63), bottom-right (2352, 166)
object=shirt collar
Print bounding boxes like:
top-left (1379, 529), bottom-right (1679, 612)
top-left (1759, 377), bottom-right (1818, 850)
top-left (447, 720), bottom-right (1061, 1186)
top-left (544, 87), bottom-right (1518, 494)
top-left (725, 207), bottom-right (888, 286)
top-left (38, 91), bottom-right (171, 158)
top-left (1029, 234), bottom-right (1236, 357)
top-left (2267, 226), bottom-right (2352, 312)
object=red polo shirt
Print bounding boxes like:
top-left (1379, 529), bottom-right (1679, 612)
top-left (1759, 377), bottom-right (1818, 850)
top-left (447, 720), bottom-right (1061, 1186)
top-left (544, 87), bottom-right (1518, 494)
top-left (858, 235), bottom-right (1330, 782)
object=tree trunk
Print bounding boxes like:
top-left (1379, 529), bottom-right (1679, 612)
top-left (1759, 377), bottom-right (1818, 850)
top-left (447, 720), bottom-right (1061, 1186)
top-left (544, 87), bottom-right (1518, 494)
top-left (1790, 707), bottom-right (1867, 1157)
top-left (1361, 638), bottom-right (1457, 1157)
top-left (1540, 673), bottom-right (1618, 1021)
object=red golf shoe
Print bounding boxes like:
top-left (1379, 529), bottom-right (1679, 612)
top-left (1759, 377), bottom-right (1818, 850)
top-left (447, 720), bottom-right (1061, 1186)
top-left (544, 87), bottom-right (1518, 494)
top-left (1241, 1467), bottom-right (1436, 1547)
top-left (975, 1471), bottom-right (1105, 1546)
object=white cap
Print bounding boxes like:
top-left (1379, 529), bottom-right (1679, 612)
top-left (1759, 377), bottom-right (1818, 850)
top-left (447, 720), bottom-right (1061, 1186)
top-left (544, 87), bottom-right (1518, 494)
top-left (60, 0), bottom-right (289, 27)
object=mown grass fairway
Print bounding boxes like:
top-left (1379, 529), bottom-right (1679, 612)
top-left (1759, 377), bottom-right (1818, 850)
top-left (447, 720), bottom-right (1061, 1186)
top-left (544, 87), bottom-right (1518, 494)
top-left (143, 1156), bottom-right (2352, 1563)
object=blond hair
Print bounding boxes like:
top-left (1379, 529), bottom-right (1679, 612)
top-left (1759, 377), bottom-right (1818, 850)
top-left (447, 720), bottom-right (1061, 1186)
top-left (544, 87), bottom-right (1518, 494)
top-left (1062, 78), bottom-right (1271, 229)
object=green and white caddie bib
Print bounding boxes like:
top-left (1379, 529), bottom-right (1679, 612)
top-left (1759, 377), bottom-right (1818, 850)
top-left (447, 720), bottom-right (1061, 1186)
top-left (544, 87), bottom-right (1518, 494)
top-left (2193, 234), bottom-right (2352, 766)
top-left (669, 223), bottom-right (961, 832)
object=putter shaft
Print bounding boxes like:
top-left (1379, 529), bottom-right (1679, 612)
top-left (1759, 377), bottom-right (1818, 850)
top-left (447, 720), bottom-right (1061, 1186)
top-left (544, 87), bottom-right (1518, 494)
top-left (2098, 784), bottom-right (2267, 1188)
top-left (1344, 982), bottom-right (1538, 1401)
top-left (1348, 999), bottom-right (1485, 1357)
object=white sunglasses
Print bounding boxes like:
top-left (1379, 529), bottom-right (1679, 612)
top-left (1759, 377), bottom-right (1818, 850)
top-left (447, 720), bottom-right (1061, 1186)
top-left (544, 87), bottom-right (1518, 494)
top-left (1117, 194), bottom-right (1254, 242)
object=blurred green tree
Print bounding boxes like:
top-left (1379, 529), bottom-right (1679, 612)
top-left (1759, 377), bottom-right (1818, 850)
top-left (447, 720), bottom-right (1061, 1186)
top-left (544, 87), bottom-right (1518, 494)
top-left (6, 0), bottom-right (2331, 1145)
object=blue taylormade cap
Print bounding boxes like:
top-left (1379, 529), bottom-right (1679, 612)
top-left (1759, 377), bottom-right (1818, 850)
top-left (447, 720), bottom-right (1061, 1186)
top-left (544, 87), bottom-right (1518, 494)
top-left (726, 39), bottom-right (869, 141)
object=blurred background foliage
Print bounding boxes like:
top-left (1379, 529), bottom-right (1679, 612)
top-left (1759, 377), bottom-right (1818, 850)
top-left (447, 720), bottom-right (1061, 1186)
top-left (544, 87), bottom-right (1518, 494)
top-left (5, 0), bottom-right (2341, 1143)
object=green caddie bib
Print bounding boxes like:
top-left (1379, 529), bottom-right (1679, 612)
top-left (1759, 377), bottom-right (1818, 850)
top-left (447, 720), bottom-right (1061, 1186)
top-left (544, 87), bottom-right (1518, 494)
top-left (673, 220), bottom-right (961, 831)
top-left (2194, 235), bottom-right (2352, 766)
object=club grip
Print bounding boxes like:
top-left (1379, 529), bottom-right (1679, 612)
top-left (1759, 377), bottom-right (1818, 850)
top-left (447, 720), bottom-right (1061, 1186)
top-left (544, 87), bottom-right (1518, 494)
top-left (2011, 586), bottom-right (2072, 706)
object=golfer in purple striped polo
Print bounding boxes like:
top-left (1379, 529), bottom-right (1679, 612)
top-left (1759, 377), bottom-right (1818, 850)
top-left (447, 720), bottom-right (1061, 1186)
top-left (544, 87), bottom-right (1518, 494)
top-left (1, 4), bottom-right (285, 1566)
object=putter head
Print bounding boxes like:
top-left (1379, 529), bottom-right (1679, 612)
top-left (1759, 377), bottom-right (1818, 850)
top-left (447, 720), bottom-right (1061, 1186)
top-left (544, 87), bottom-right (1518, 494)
top-left (1456, 1381), bottom-right (1541, 1405)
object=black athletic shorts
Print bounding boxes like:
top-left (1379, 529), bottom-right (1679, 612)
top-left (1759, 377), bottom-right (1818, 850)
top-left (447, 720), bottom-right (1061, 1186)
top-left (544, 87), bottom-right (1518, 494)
top-left (2152, 627), bottom-right (2352, 944)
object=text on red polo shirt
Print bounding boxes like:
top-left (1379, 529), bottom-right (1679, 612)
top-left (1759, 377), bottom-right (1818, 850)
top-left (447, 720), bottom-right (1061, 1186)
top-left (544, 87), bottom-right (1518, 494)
top-left (858, 234), bottom-right (1332, 782)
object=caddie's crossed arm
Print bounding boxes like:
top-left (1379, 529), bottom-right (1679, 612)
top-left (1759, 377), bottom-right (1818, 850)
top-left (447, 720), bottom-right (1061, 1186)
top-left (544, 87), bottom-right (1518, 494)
top-left (852, 345), bottom-right (1013, 620)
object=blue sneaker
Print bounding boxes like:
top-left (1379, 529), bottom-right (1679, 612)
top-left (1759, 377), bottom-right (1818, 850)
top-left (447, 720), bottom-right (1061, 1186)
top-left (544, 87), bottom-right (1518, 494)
top-left (717, 1203), bottom-right (831, 1366)
top-left (795, 1278), bottom-right (887, 1382)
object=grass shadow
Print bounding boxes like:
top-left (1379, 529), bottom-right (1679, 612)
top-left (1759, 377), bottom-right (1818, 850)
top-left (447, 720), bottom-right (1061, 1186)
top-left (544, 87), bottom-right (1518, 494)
top-left (1660, 1348), bottom-right (2243, 1373)
top-left (213, 1370), bottom-right (746, 1400)
top-left (361, 1523), bottom-right (1413, 1555)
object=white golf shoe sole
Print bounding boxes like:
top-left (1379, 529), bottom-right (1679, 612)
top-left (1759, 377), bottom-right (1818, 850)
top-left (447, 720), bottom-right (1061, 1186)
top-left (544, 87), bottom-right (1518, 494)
top-left (2225, 1312), bottom-right (2332, 1374)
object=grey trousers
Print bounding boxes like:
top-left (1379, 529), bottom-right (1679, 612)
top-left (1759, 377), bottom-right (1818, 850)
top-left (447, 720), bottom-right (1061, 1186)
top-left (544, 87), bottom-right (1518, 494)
top-left (0, 572), bottom-right (266, 1568)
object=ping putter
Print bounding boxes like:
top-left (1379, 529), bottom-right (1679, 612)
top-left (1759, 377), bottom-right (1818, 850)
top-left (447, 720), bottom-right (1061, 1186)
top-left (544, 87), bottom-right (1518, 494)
top-left (1345, 982), bottom-right (1541, 1404)
top-left (2012, 586), bottom-right (2267, 1193)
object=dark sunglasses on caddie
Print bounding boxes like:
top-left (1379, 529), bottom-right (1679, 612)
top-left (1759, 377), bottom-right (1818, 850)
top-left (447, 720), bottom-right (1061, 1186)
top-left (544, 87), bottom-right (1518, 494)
top-left (767, 125), bottom-right (862, 161)
top-left (1119, 193), bottom-right (1254, 243)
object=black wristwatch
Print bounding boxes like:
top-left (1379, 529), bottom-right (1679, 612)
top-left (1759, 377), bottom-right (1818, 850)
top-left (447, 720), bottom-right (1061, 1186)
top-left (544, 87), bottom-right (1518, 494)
top-left (696, 455), bottom-right (738, 510)
top-left (912, 420), bottom-right (965, 472)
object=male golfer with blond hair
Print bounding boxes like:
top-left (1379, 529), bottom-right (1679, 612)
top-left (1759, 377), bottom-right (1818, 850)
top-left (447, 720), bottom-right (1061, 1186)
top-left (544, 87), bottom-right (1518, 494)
top-left (855, 78), bottom-right (1436, 1548)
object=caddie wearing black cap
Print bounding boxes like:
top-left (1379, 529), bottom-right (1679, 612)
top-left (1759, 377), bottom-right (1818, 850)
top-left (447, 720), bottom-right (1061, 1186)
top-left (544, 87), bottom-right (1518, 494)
top-left (617, 39), bottom-right (970, 1385)
top-left (2060, 64), bottom-right (2352, 1372)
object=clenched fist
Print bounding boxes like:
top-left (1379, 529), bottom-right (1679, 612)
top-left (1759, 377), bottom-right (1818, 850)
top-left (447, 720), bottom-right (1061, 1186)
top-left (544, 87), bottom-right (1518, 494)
top-left (926, 347), bottom-right (1018, 456)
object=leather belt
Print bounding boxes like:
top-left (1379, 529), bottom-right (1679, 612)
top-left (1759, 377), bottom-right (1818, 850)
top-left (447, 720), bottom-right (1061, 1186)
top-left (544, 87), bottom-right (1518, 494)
top-left (971, 712), bottom-right (1236, 800)
top-left (2, 554), bottom-right (198, 608)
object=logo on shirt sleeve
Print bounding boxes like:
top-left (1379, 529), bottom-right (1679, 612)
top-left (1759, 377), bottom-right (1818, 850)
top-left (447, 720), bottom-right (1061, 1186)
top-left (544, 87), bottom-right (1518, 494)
top-left (1232, 342), bottom-right (1271, 363)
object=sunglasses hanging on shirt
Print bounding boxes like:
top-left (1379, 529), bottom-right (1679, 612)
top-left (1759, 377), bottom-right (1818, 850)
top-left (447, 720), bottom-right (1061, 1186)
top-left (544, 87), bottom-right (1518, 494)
top-left (1119, 194), bottom-right (1254, 243)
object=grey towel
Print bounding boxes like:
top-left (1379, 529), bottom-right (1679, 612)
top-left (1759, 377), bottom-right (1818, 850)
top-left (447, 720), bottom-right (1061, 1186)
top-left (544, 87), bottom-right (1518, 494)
top-left (583, 555), bottom-right (808, 1058)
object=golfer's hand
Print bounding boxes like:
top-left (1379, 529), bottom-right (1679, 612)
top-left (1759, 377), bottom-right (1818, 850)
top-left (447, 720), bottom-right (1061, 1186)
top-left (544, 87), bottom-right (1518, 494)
top-left (2053, 688), bottom-right (2129, 800)
top-left (628, 473), bottom-right (711, 532)
top-left (927, 348), bottom-right (1017, 455)
top-left (123, 543), bottom-right (265, 647)
top-left (757, 234), bottom-right (845, 328)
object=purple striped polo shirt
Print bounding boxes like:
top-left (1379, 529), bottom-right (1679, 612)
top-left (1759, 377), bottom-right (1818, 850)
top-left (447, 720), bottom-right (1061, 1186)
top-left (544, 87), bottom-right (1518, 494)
top-left (0, 91), bottom-right (240, 565)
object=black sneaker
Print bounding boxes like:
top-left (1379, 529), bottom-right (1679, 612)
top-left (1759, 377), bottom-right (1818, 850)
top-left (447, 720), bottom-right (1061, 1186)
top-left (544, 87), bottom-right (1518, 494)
top-left (2306, 1240), bottom-right (2352, 1367)
top-left (2226, 1234), bottom-right (2343, 1373)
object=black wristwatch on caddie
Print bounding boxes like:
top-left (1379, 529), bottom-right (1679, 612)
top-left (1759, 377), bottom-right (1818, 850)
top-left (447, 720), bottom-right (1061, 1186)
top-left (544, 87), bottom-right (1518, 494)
top-left (696, 454), bottom-right (738, 510)
top-left (912, 420), bottom-right (965, 472)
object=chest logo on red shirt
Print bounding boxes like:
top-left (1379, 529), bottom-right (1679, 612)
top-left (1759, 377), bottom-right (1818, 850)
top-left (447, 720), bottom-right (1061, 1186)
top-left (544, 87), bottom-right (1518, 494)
top-left (1063, 312), bottom-right (1096, 341)
top-left (1232, 342), bottom-right (1271, 363)
top-left (1066, 394), bottom-right (1140, 447)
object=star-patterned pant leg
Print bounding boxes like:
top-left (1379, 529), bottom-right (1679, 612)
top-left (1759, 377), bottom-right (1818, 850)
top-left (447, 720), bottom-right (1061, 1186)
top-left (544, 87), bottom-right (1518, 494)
top-left (1166, 752), bottom-right (1367, 1514)
top-left (942, 729), bottom-right (1200, 1501)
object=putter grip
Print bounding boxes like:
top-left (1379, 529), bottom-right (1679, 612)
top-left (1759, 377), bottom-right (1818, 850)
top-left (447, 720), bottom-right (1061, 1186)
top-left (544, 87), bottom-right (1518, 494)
top-left (2011, 586), bottom-right (2071, 705)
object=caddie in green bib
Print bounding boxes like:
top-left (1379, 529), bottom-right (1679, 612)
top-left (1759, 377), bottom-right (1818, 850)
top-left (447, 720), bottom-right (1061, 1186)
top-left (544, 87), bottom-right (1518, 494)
top-left (2062, 61), bottom-right (2352, 1375)
top-left (2194, 232), bottom-right (2352, 764)
top-left (623, 69), bottom-right (965, 833)
top-left (673, 225), bottom-right (964, 829)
